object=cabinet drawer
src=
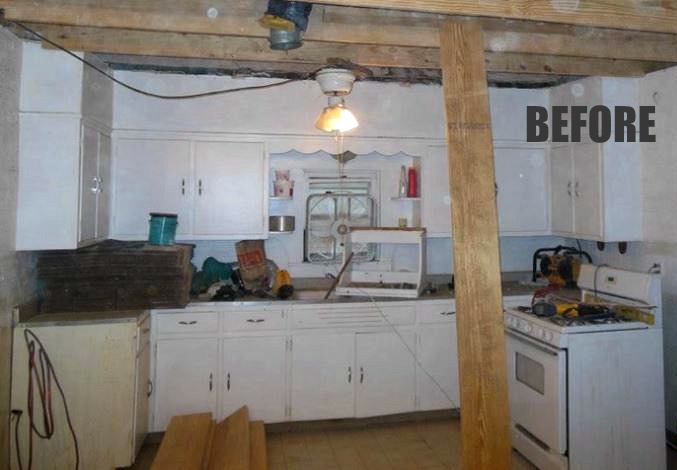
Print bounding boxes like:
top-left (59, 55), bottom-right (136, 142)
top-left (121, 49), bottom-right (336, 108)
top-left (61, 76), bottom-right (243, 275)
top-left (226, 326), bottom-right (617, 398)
top-left (292, 304), bottom-right (414, 329)
top-left (156, 312), bottom-right (218, 334)
top-left (227, 310), bottom-right (286, 332)
top-left (417, 301), bottom-right (456, 323)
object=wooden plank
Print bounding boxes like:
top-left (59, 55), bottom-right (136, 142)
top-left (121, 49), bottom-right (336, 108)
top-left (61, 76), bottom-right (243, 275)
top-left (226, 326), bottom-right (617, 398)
top-left (151, 413), bottom-right (214, 470)
top-left (250, 421), bottom-right (268, 470)
top-left (27, 25), bottom-right (664, 77)
top-left (5, 2), bottom-right (677, 62)
top-left (307, 0), bottom-right (677, 34)
top-left (439, 21), bottom-right (511, 469)
top-left (208, 406), bottom-right (251, 470)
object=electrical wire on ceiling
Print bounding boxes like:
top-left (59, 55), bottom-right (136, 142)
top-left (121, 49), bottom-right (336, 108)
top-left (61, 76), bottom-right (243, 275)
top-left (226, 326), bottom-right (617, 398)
top-left (10, 20), bottom-right (316, 100)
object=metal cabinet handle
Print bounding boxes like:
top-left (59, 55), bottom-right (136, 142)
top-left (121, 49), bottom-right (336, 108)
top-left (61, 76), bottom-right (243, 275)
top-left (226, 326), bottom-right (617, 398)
top-left (178, 320), bottom-right (197, 325)
top-left (567, 181), bottom-right (572, 197)
top-left (98, 176), bottom-right (104, 193)
top-left (359, 367), bottom-right (364, 384)
top-left (347, 366), bottom-right (352, 383)
top-left (181, 178), bottom-right (185, 195)
top-left (574, 181), bottom-right (580, 197)
top-left (209, 373), bottom-right (213, 391)
top-left (440, 311), bottom-right (456, 316)
top-left (147, 380), bottom-right (153, 397)
top-left (226, 373), bottom-right (231, 391)
top-left (90, 176), bottom-right (101, 194)
top-left (246, 318), bottom-right (265, 323)
top-left (494, 182), bottom-right (498, 196)
top-left (198, 179), bottom-right (203, 196)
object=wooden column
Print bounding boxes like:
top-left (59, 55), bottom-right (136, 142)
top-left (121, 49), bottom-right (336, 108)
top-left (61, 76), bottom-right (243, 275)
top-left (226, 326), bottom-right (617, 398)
top-left (439, 21), bottom-right (511, 469)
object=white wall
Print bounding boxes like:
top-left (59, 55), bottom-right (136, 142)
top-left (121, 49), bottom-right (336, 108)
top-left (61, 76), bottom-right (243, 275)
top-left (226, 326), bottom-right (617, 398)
top-left (0, 29), bottom-right (36, 467)
top-left (113, 70), bottom-right (553, 276)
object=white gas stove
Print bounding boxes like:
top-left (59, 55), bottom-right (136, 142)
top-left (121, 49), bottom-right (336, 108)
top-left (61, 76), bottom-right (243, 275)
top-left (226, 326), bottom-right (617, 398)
top-left (504, 264), bottom-right (666, 470)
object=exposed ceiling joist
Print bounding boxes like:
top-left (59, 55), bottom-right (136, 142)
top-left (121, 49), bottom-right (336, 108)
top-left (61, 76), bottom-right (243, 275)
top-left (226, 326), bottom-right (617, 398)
top-left (3, 2), bottom-right (677, 63)
top-left (306, 0), bottom-right (677, 34)
top-left (99, 54), bottom-right (577, 88)
top-left (24, 24), bottom-right (663, 77)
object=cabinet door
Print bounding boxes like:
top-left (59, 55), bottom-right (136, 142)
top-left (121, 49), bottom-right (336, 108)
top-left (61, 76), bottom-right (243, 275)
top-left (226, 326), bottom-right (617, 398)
top-left (79, 124), bottom-right (99, 244)
top-left (417, 325), bottom-right (460, 411)
top-left (193, 141), bottom-right (267, 238)
top-left (550, 146), bottom-right (574, 235)
top-left (222, 336), bottom-right (287, 423)
top-left (96, 133), bottom-right (112, 240)
top-left (291, 333), bottom-right (355, 421)
top-left (495, 147), bottom-right (548, 234)
top-left (154, 338), bottom-right (218, 431)
top-left (572, 143), bottom-right (603, 239)
top-left (355, 330), bottom-right (416, 417)
top-left (113, 139), bottom-right (192, 239)
top-left (133, 341), bottom-right (151, 458)
top-left (422, 145), bottom-right (452, 236)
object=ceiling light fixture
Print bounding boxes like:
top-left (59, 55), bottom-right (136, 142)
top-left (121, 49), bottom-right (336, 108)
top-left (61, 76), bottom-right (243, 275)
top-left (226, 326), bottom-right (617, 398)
top-left (314, 68), bottom-right (359, 133)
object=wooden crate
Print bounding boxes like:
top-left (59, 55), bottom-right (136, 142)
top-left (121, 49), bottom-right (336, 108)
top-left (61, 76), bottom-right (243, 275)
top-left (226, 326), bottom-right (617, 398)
top-left (37, 240), bottom-right (194, 313)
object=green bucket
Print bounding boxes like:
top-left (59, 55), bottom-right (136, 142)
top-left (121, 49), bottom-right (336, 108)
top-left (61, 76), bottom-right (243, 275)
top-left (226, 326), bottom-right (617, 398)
top-left (148, 213), bottom-right (178, 245)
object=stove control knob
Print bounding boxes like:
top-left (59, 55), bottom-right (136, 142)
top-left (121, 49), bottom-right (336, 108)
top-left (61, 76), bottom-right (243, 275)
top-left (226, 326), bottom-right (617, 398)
top-left (523, 323), bottom-right (532, 333)
top-left (544, 331), bottom-right (553, 342)
top-left (534, 327), bottom-right (544, 338)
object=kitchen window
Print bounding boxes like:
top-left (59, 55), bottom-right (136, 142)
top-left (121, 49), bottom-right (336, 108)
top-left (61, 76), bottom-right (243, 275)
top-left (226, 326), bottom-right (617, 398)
top-left (304, 176), bottom-right (377, 264)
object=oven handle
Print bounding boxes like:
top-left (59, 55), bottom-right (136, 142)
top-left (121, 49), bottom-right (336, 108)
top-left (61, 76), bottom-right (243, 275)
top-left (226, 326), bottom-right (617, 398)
top-left (506, 329), bottom-right (561, 356)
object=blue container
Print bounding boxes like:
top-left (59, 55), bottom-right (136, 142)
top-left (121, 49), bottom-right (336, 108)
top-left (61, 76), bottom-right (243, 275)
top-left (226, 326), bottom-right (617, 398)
top-left (148, 213), bottom-right (178, 245)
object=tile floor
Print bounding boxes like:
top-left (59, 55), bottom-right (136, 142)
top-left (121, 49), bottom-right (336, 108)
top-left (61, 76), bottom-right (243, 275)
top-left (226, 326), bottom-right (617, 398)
top-left (128, 418), bottom-right (677, 469)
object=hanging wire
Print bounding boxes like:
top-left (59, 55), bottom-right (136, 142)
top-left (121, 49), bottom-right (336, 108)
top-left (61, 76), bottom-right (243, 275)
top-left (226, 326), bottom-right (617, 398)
top-left (10, 20), bottom-right (317, 100)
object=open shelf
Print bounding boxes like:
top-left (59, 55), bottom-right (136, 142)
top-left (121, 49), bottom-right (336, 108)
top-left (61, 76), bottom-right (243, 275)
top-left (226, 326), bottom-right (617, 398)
top-left (390, 197), bottom-right (421, 201)
top-left (270, 196), bottom-right (293, 201)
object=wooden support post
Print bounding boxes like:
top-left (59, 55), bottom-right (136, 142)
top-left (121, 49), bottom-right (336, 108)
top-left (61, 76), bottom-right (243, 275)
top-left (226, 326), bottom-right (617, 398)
top-left (439, 21), bottom-right (511, 469)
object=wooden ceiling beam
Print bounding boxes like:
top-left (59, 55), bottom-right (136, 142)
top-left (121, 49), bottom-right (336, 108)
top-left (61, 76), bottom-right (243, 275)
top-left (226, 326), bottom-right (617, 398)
top-left (307, 0), bottom-right (677, 35)
top-left (25, 25), bottom-right (663, 77)
top-left (4, 3), bottom-right (677, 63)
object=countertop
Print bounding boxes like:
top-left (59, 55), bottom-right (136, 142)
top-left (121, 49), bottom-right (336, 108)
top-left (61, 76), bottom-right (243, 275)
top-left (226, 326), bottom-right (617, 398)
top-left (18, 309), bottom-right (149, 327)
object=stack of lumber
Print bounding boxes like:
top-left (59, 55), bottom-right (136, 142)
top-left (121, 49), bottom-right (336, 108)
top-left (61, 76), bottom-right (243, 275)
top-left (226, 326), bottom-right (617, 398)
top-left (37, 240), bottom-right (194, 312)
top-left (151, 407), bottom-right (267, 470)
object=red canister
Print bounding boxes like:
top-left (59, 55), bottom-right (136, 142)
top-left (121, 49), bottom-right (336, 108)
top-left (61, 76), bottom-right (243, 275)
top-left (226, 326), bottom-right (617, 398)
top-left (407, 167), bottom-right (418, 198)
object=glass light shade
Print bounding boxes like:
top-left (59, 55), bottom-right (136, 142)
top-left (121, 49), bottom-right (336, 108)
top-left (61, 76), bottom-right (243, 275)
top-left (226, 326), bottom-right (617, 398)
top-left (315, 104), bottom-right (359, 133)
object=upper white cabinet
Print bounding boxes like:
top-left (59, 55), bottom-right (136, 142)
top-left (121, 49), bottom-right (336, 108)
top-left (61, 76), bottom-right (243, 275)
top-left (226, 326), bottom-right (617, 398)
top-left (113, 139), bottom-right (193, 238)
top-left (495, 147), bottom-right (549, 235)
top-left (422, 144), bottom-right (549, 237)
top-left (112, 137), bottom-right (268, 240)
top-left (549, 77), bottom-right (642, 242)
top-left (193, 141), bottom-right (268, 238)
top-left (15, 44), bottom-right (112, 250)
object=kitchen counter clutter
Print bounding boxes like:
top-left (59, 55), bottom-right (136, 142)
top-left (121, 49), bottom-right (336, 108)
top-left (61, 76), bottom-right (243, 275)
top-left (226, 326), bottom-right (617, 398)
top-left (149, 289), bottom-right (534, 432)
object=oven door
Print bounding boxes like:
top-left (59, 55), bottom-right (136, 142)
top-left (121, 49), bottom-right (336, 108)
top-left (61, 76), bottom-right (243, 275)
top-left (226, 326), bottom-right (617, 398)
top-left (506, 329), bottom-right (567, 455)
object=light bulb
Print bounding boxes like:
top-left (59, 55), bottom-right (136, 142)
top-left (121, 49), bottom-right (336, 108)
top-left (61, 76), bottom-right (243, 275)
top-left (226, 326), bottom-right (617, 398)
top-left (315, 98), bottom-right (358, 133)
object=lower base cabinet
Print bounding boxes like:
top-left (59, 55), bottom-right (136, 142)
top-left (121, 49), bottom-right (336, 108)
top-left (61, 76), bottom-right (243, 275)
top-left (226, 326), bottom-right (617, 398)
top-left (221, 336), bottom-right (287, 422)
top-left (291, 333), bottom-right (355, 421)
top-left (154, 338), bottom-right (218, 430)
top-left (355, 330), bottom-right (416, 418)
top-left (417, 325), bottom-right (460, 411)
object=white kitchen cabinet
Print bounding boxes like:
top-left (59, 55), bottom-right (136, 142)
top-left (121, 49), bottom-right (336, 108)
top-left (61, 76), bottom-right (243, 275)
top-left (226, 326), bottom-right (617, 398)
top-left (15, 44), bottom-right (113, 250)
top-left (112, 139), bottom-right (193, 238)
top-left (422, 144), bottom-right (549, 237)
top-left (549, 77), bottom-right (642, 242)
top-left (417, 325), bottom-right (460, 411)
top-left (193, 141), bottom-right (268, 238)
top-left (112, 138), bottom-right (268, 240)
top-left (291, 333), bottom-right (355, 421)
top-left (16, 116), bottom-right (111, 250)
top-left (495, 147), bottom-right (549, 235)
top-left (10, 313), bottom-right (149, 470)
top-left (355, 330), bottom-right (416, 417)
top-left (154, 338), bottom-right (218, 431)
top-left (221, 336), bottom-right (287, 423)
